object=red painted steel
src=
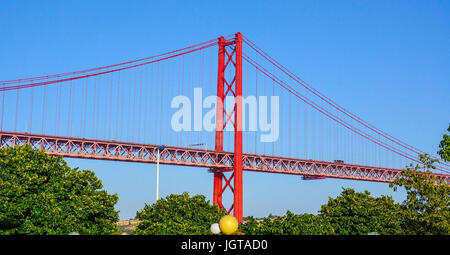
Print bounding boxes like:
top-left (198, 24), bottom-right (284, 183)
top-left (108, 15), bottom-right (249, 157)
top-left (0, 33), bottom-right (450, 229)
top-left (212, 33), bottom-right (244, 222)
top-left (242, 36), bottom-right (450, 171)
top-left (2, 32), bottom-right (449, 223)
top-left (233, 32), bottom-right (244, 222)
top-left (2, 131), bottom-right (449, 184)
top-left (0, 42), bottom-right (217, 92)
top-left (213, 36), bottom-right (225, 208)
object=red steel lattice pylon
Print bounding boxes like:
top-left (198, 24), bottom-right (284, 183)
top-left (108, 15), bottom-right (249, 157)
top-left (213, 33), bottom-right (244, 222)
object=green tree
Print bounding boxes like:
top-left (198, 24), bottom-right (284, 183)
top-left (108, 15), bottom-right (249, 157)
top-left (133, 192), bottom-right (226, 235)
top-left (438, 124), bottom-right (450, 162)
top-left (319, 188), bottom-right (404, 235)
top-left (0, 145), bottom-right (119, 235)
top-left (239, 211), bottom-right (334, 235)
top-left (390, 154), bottom-right (450, 234)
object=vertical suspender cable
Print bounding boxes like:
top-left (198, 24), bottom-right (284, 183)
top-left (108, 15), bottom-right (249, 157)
top-left (29, 87), bottom-right (34, 133)
top-left (42, 86), bottom-right (47, 134)
top-left (14, 88), bottom-right (19, 131)
top-left (0, 90), bottom-right (4, 131)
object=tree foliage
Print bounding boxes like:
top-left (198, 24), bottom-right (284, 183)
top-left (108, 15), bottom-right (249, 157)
top-left (319, 189), bottom-right (404, 235)
top-left (239, 211), bottom-right (334, 235)
top-left (390, 154), bottom-right (450, 234)
top-left (239, 189), bottom-right (405, 235)
top-left (438, 124), bottom-right (450, 162)
top-left (0, 145), bottom-right (119, 235)
top-left (133, 192), bottom-right (226, 235)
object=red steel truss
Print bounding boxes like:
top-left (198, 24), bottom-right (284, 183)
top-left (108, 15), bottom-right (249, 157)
top-left (2, 131), bottom-right (449, 185)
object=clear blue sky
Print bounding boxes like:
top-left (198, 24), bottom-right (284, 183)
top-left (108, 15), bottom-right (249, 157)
top-left (1, 1), bottom-right (449, 220)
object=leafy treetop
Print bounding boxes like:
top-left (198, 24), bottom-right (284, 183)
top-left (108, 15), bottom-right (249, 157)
top-left (133, 192), bottom-right (226, 235)
top-left (438, 124), bottom-right (450, 162)
top-left (0, 145), bottom-right (119, 235)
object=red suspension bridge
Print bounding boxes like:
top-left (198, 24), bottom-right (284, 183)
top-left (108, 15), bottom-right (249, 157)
top-left (1, 32), bottom-right (449, 222)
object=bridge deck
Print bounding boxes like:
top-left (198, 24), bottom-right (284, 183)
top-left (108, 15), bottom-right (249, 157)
top-left (1, 131), bottom-right (449, 184)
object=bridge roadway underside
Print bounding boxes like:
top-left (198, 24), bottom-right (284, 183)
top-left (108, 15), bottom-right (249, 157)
top-left (1, 131), bottom-right (449, 184)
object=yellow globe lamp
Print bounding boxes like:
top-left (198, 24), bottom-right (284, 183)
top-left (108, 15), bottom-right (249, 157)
top-left (219, 215), bottom-right (238, 235)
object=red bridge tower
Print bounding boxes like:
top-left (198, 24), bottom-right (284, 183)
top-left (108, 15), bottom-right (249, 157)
top-left (213, 32), bottom-right (244, 222)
